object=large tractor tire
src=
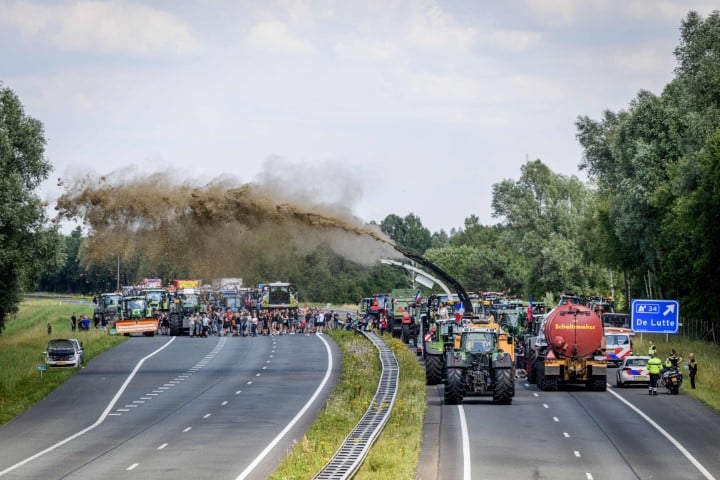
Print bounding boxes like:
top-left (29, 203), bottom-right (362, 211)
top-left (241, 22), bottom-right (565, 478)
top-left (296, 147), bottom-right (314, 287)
top-left (401, 324), bottom-right (411, 344)
top-left (169, 313), bottom-right (181, 336)
top-left (493, 368), bottom-right (514, 405)
top-left (444, 368), bottom-right (464, 405)
top-left (425, 354), bottom-right (443, 385)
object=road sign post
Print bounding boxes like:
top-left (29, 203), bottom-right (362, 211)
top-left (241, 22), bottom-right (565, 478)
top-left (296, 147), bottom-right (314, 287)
top-left (631, 299), bottom-right (680, 334)
top-left (35, 363), bottom-right (47, 378)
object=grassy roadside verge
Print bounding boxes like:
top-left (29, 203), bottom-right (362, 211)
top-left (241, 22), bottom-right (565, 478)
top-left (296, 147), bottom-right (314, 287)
top-left (0, 299), bottom-right (126, 426)
top-left (270, 331), bottom-right (426, 480)
top-left (633, 334), bottom-right (720, 411)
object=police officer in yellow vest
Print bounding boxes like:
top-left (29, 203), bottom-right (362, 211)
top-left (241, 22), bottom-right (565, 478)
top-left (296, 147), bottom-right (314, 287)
top-left (647, 340), bottom-right (657, 356)
top-left (647, 353), bottom-right (663, 395)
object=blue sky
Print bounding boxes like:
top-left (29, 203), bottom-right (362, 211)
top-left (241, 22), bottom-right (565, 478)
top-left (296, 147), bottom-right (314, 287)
top-left (2, 0), bottom-right (717, 233)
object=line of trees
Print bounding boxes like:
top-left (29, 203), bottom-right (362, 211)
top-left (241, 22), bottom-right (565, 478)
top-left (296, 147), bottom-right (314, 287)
top-left (3, 11), bottom-right (719, 335)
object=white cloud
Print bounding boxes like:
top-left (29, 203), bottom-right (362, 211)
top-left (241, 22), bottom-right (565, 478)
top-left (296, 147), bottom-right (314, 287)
top-left (481, 29), bottom-right (543, 52)
top-left (244, 20), bottom-right (314, 55)
top-left (333, 39), bottom-right (401, 62)
top-left (407, 4), bottom-right (476, 51)
top-left (0, 0), bottom-right (197, 55)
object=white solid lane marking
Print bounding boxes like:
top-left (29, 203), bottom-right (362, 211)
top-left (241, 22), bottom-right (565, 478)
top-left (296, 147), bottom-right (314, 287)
top-left (158, 443), bottom-right (167, 450)
top-left (234, 333), bottom-right (334, 480)
top-left (458, 405), bottom-right (471, 480)
top-left (607, 386), bottom-right (717, 480)
top-left (574, 451), bottom-right (581, 457)
top-left (0, 338), bottom-right (176, 478)
top-left (183, 427), bottom-right (192, 432)
top-left (127, 463), bottom-right (139, 471)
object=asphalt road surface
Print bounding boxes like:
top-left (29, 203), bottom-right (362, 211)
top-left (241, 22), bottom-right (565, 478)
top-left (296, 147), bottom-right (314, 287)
top-left (0, 333), bottom-right (340, 480)
top-left (425, 368), bottom-right (720, 480)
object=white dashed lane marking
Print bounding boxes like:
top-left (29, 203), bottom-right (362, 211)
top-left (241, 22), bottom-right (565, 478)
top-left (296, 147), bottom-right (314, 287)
top-left (157, 443), bottom-right (167, 450)
top-left (126, 463), bottom-right (138, 471)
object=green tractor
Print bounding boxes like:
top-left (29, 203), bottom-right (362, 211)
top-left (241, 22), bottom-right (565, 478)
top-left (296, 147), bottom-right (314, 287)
top-left (423, 319), bottom-right (460, 385)
top-left (443, 324), bottom-right (515, 405)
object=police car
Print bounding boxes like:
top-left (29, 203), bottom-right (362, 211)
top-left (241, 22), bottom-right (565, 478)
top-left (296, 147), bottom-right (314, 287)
top-left (604, 327), bottom-right (634, 366)
top-left (615, 355), bottom-right (650, 387)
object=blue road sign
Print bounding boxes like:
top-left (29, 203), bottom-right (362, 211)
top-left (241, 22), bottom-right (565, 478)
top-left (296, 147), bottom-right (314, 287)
top-left (631, 299), bottom-right (680, 334)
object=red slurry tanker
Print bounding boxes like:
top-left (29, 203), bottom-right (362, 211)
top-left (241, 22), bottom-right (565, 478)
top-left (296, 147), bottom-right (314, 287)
top-left (529, 302), bottom-right (607, 391)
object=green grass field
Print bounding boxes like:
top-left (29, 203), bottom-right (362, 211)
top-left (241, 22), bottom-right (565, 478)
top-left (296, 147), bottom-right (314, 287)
top-left (0, 299), bottom-right (126, 426)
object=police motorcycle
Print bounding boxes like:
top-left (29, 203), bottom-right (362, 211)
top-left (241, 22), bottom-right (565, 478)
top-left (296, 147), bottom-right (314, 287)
top-left (660, 360), bottom-right (683, 395)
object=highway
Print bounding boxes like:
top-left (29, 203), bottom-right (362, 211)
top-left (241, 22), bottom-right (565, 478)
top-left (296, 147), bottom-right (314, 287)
top-left (0, 334), bottom-right (340, 480)
top-left (426, 368), bottom-right (720, 480)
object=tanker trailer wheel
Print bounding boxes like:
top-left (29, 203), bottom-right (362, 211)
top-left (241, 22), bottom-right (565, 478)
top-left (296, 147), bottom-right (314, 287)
top-left (169, 313), bottom-right (181, 336)
top-left (444, 368), bottom-right (464, 405)
top-left (401, 324), bottom-right (411, 344)
top-left (537, 363), bottom-right (558, 391)
top-left (589, 376), bottom-right (607, 391)
top-left (493, 368), bottom-right (514, 405)
top-left (425, 354), bottom-right (443, 385)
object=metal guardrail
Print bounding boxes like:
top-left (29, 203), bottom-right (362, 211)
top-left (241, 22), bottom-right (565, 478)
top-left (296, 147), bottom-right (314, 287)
top-left (313, 330), bottom-right (399, 480)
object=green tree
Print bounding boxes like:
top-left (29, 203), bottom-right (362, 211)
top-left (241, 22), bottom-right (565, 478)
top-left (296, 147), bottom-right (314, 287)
top-left (491, 159), bottom-right (596, 298)
top-left (379, 213), bottom-right (431, 254)
top-left (0, 84), bottom-right (63, 332)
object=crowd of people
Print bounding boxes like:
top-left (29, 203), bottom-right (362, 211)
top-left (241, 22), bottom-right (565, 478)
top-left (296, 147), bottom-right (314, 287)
top-left (160, 305), bottom-right (348, 337)
top-left (646, 340), bottom-right (699, 394)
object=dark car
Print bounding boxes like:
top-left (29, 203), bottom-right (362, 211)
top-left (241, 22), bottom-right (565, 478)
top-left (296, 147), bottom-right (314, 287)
top-left (44, 338), bottom-right (84, 368)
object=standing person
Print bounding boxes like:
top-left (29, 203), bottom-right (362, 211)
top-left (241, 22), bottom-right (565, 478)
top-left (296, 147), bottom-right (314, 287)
top-left (687, 352), bottom-right (698, 389)
top-left (315, 310), bottom-right (325, 334)
top-left (647, 340), bottom-right (657, 356)
top-left (70, 313), bottom-right (77, 332)
top-left (665, 348), bottom-right (682, 368)
top-left (160, 313), bottom-right (169, 335)
top-left (379, 314), bottom-right (387, 336)
top-left (647, 352), bottom-right (663, 395)
top-left (438, 303), bottom-right (449, 320)
top-left (47, 322), bottom-right (52, 335)
top-left (515, 340), bottom-right (527, 379)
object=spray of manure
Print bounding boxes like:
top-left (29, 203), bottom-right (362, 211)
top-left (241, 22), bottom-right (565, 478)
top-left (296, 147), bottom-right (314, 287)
top-left (54, 171), bottom-right (399, 283)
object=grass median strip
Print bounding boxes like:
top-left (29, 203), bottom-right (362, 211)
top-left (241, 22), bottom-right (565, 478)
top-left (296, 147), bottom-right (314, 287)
top-left (269, 331), bottom-right (425, 480)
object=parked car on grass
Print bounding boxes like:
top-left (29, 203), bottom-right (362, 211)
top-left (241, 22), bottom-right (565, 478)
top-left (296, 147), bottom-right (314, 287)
top-left (44, 339), bottom-right (84, 368)
top-left (615, 355), bottom-right (650, 387)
